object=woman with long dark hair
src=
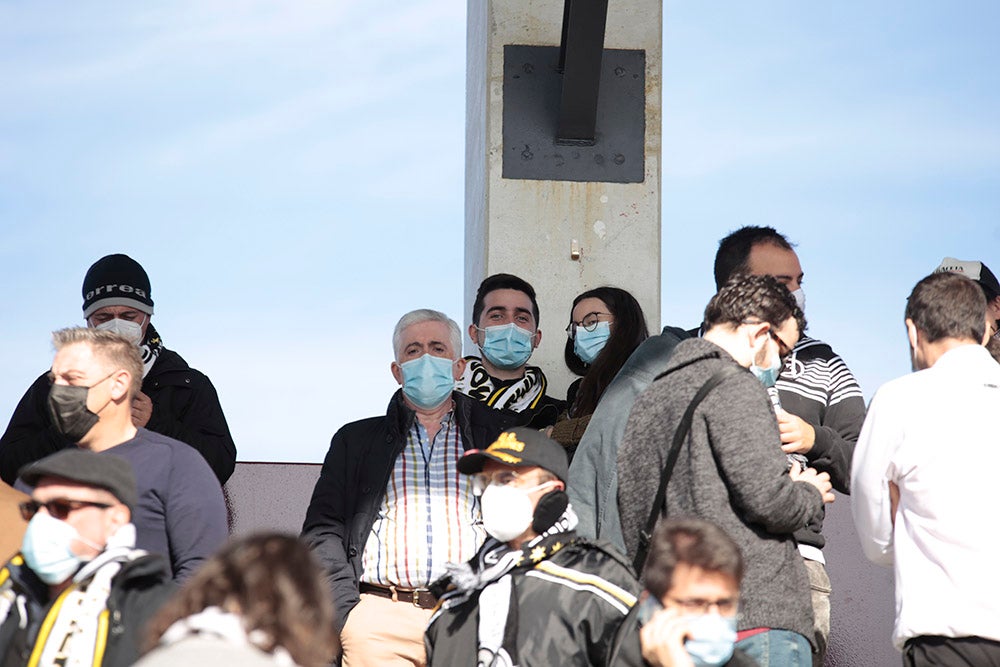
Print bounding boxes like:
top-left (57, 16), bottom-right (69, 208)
top-left (550, 286), bottom-right (649, 458)
top-left (137, 533), bottom-right (339, 667)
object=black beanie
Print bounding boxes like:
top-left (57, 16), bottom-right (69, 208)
top-left (82, 254), bottom-right (154, 318)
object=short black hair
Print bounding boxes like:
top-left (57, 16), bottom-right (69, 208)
top-left (643, 518), bottom-right (744, 601)
top-left (471, 273), bottom-right (540, 326)
top-left (703, 274), bottom-right (806, 336)
top-left (714, 226), bottom-right (795, 290)
top-left (905, 272), bottom-right (986, 344)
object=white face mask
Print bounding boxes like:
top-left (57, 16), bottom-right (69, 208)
top-left (95, 316), bottom-right (144, 346)
top-left (790, 288), bottom-right (806, 313)
top-left (480, 481), bottom-right (556, 542)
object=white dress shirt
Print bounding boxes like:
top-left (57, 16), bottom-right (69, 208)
top-left (852, 344), bottom-right (1000, 648)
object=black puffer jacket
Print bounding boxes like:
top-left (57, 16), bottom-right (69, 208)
top-left (0, 552), bottom-right (175, 667)
top-left (0, 348), bottom-right (236, 485)
top-left (301, 390), bottom-right (525, 630)
top-left (425, 539), bottom-right (640, 666)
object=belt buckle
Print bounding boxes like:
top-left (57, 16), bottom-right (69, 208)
top-left (411, 589), bottom-right (427, 608)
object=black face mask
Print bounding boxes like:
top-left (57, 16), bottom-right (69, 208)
top-left (47, 384), bottom-right (102, 442)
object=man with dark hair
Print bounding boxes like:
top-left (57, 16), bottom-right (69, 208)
top-left (608, 518), bottom-right (756, 666)
top-left (708, 226), bottom-right (865, 664)
top-left (302, 309), bottom-right (520, 666)
top-left (712, 226), bottom-right (801, 301)
top-left (0, 449), bottom-right (174, 666)
top-left (853, 272), bottom-right (1000, 665)
top-left (425, 427), bottom-right (639, 666)
top-left (617, 275), bottom-right (835, 666)
top-left (0, 253), bottom-right (237, 485)
top-left (571, 229), bottom-right (861, 662)
top-left (456, 273), bottom-right (565, 428)
top-left (11, 328), bottom-right (228, 582)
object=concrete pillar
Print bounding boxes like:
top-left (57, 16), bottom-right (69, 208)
top-left (465, 0), bottom-right (662, 398)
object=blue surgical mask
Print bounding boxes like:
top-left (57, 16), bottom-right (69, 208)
top-left (684, 614), bottom-right (737, 666)
top-left (750, 339), bottom-right (783, 388)
top-left (750, 357), bottom-right (782, 388)
top-left (21, 512), bottom-right (95, 585)
top-left (399, 354), bottom-right (456, 409)
top-left (478, 323), bottom-right (535, 370)
top-left (573, 321), bottom-right (611, 365)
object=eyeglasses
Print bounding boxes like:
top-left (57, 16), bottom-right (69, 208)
top-left (19, 498), bottom-right (112, 521)
top-left (565, 312), bottom-right (613, 339)
top-left (769, 330), bottom-right (794, 361)
top-left (471, 469), bottom-right (548, 495)
top-left (471, 469), bottom-right (525, 494)
top-left (666, 596), bottom-right (739, 616)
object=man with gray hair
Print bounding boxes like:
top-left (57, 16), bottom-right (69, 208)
top-left (302, 309), bottom-right (523, 666)
top-left (14, 328), bottom-right (227, 582)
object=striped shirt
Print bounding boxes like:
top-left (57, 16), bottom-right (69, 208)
top-left (776, 336), bottom-right (865, 407)
top-left (361, 412), bottom-right (485, 588)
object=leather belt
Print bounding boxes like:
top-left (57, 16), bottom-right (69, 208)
top-left (359, 582), bottom-right (437, 609)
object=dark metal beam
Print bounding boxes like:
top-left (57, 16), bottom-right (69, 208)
top-left (556, 0), bottom-right (609, 145)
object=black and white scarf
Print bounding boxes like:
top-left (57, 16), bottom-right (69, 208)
top-left (434, 506), bottom-right (579, 667)
top-left (456, 358), bottom-right (548, 413)
top-left (140, 323), bottom-right (164, 379)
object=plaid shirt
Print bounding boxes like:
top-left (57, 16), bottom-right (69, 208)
top-left (361, 412), bottom-right (485, 588)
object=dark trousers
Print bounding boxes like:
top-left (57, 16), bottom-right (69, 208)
top-left (904, 635), bottom-right (1000, 667)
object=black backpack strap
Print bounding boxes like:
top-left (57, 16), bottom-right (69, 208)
top-left (632, 364), bottom-right (743, 574)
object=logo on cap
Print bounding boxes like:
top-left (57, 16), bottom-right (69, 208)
top-left (485, 431), bottom-right (525, 464)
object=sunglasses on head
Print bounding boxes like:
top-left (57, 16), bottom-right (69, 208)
top-left (19, 498), bottom-right (112, 521)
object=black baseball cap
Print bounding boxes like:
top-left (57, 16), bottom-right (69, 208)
top-left (18, 449), bottom-right (138, 515)
top-left (458, 427), bottom-right (569, 482)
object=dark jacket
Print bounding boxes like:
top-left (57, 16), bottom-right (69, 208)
top-left (300, 390), bottom-right (523, 629)
top-left (607, 602), bottom-right (758, 666)
top-left (425, 540), bottom-right (640, 667)
top-left (617, 338), bottom-right (824, 647)
top-left (775, 336), bottom-right (865, 494)
top-left (0, 348), bottom-right (236, 485)
top-left (568, 326), bottom-right (691, 550)
top-left (0, 553), bottom-right (175, 667)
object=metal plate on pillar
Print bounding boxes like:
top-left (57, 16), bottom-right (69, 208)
top-left (502, 44), bottom-right (645, 183)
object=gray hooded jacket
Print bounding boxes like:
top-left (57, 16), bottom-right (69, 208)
top-left (617, 337), bottom-right (823, 647)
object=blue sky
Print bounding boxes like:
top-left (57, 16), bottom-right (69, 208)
top-left (2, 1), bottom-right (998, 462)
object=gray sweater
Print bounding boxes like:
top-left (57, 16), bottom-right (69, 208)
top-left (617, 338), bottom-right (823, 647)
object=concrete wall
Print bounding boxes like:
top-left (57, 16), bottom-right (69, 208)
top-left (465, 0), bottom-right (663, 399)
top-left (225, 461), bottom-right (320, 537)
top-left (225, 462), bottom-right (897, 665)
